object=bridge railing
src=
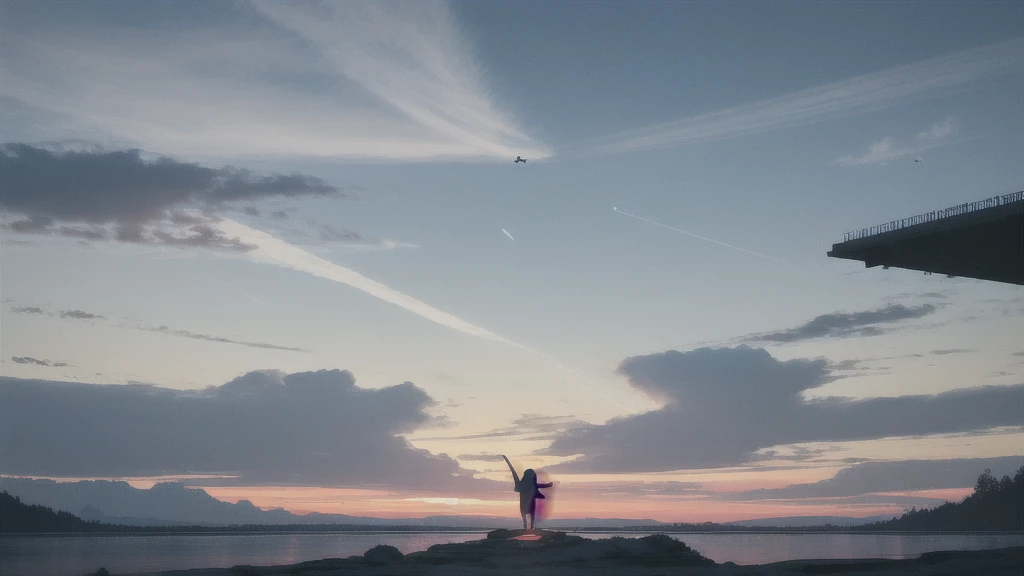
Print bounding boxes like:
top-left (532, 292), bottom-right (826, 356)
top-left (842, 190), bottom-right (1024, 243)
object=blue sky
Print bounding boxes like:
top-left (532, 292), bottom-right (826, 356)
top-left (0, 0), bottom-right (1022, 521)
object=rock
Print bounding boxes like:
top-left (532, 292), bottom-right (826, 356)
top-left (363, 544), bottom-right (405, 565)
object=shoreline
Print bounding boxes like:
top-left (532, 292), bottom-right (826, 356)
top-left (4, 528), bottom-right (1023, 538)
top-left (103, 530), bottom-right (1023, 576)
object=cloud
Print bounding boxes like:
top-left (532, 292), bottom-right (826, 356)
top-left (1, 1), bottom-right (548, 162)
top-left (544, 346), bottom-right (1024, 473)
top-left (833, 118), bottom-right (960, 166)
top-left (13, 299), bottom-right (308, 353)
top-left (0, 370), bottom-right (500, 491)
top-left (11, 306), bottom-right (45, 315)
top-left (931, 348), bottom-right (974, 356)
top-left (564, 39), bottom-right (1021, 158)
top-left (457, 453), bottom-right (508, 463)
top-left (730, 457), bottom-right (1024, 501)
top-left (419, 414), bottom-right (588, 442)
top-left (138, 325), bottom-right (312, 353)
top-left (889, 292), bottom-right (948, 300)
top-left (59, 309), bottom-right (105, 320)
top-left (565, 480), bottom-right (704, 497)
top-left (0, 144), bottom-right (336, 250)
top-left (8, 216), bottom-right (53, 233)
top-left (746, 303), bottom-right (937, 344)
top-left (319, 225), bottom-right (368, 243)
top-left (918, 118), bottom-right (955, 140)
top-left (11, 356), bottom-right (69, 368)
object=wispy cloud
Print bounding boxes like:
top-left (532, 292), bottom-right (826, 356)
top-left (132, 324), bottom-right (312, 353)
top-left (1, 1), bottom-right (548, 162)
top-left (59, 309), bottom-right (105, 321)
top-left (931, 348), bottom-right (975, 356)
top-left (565, 39), bottom-right (1022, 158)
top-left (832, 118), bottom-right (961, 166)
top-left (745, 303), bottom-right (938, 344)
top-left (11, 356), bottom-right (69, 368)
top-left (418, 414), bottom-right (587, 442)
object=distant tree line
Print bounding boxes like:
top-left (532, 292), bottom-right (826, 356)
top-left (0, 492), bottom-right (113, 533)
top-left (856, 466), bottom-right (1024, 532)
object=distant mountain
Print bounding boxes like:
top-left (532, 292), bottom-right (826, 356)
top-left (0, 478), bottom-right (662, 528)
top-left (726, 515), bottom-right (892, 528)
top-left (0, 478), bottom-right (375, 526)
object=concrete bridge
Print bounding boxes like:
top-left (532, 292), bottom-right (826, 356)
top-left (827, 191), bottom-right (1023, 285)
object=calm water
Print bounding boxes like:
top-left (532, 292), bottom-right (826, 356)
top-left (2, 532), bottom-right (1022, 576)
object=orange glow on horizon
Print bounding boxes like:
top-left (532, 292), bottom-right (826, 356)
top-left (197, 484), bottom-right (906, 523)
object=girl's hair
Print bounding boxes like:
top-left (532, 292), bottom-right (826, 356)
top-left (522, 469), bottom-right (537, 484)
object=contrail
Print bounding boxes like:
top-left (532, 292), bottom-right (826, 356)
top-left (213, 218), bottom-right (641, 412)
top-left (501, 228), bottom-right (515, 241)
top-left (560, 38), bottom-right (1023, 160)
top-left (613, 206), bottom-right (781, 262)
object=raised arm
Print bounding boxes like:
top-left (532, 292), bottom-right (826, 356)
top-left (502, 455), bottom-right (521, 491)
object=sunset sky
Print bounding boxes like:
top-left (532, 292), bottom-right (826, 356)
top-left (1, 0), bottom-right (1022, 523)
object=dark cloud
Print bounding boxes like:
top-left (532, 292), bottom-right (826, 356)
top-left (9, 216), bottom-right (53, 233)
top-left (729, 457), bottom-right (1024, 501)
top-left (271, 210), bottom-right (289, 220)
top-left (58, 226), bottom-right (108, 240)
top-left (544, 346), bottom-right (1024, 473)
top-left (149, 224), bottom-right (256, 252)
top-left (890, 292), bottom-right (949, 300)
top-left (0, 143), bottom-right (339, 250)
top-left (137, 325), bottom-right (311, 353)
top-left (320, 225), bottom-right (366, 243)
top-left (242, 207), bottom-right (261, 217)
top-left (0, 371), bottom-right (500, 492)
top-left (931, 348), bottom-right (975, 356)
top-left (59, 309), bottom-right (105, 320)
top-left (11, 306), bottom-right (45, 315)
top-left (10, 356), bottom-right (68, 368)
top-left (747, 304), bottom-right (937, 344)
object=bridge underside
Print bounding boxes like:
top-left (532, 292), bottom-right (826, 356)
top-left (828, 202), bottom-right (1024, 285)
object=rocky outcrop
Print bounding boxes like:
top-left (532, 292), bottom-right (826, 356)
top-left (120, 531), bottom-right (1024, 576)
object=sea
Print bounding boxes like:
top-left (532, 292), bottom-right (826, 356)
top-left (2, 531), bottom-right (1022, 576)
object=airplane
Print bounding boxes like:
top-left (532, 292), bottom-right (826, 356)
top-left (514, 156), bottom-right (527, 164)
top-left (914, 158), bottom-right (923, 163)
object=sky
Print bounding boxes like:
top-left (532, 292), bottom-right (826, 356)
top-left (0, 0), bottom-right (1022, 523)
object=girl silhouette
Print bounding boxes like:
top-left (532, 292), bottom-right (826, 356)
top-left (502, 455), bottom-right (553, 530)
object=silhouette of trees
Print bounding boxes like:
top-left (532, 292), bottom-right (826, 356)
top-left (0, 491), bottom-right (103, 533)
top-left (862, 465), bottom-right (1024, 531)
